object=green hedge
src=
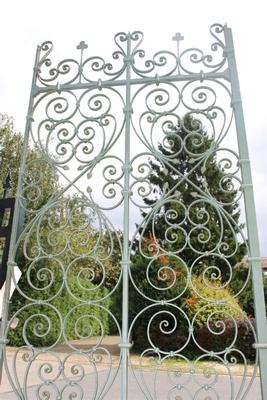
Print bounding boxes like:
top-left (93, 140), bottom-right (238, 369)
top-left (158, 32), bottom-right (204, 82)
top-left (8, 275), bottom-right (112, 348)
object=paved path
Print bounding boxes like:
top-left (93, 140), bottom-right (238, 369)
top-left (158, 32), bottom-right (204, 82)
top-left (0, 337), bottom-right (262, 399)
top-left (1, 369), bottom-right (262, 399)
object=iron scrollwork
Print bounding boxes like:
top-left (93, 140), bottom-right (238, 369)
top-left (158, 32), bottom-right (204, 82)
top-left (0, 24), bottom-right (260, 400)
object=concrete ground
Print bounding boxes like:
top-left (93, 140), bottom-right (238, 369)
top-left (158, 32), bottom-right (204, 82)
top-left (0, 336), bottom-right (262, 399)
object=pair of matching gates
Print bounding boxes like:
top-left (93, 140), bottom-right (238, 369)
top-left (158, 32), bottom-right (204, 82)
top-left (0, 24), bottom-right (267, 399)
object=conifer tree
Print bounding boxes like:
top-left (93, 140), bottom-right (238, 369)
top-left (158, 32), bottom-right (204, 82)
top-left (136, 114), bottom-right (246, 279)
top-left (129, 114), bottom-right (248, 352)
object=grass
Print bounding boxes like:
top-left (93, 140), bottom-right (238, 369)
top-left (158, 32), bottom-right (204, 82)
top-left (129, 354), bottom-right (260, 377)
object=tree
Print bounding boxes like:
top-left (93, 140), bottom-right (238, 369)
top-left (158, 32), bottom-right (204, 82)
top-left (0, 115), bottom-right (121, 346)
top-left (231, 261), bottom-right (267, 317)
top-left (129, 114), bottom-right (249, 354)
top-left (0, 115), bottom-right (23, 197)
top-left (8, 195), bottom-right (121, 347)
top-left (0, 114), bottom-right (59, 209)
top-left (131, 114), bottom-right (247, 287)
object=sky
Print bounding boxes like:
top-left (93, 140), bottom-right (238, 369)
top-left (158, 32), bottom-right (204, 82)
top-left (0, 0), bottom-right (266, 255)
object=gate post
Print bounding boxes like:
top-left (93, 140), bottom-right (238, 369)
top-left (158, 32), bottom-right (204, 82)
top-left (120, 32), bottom-right (132, 400)
top-left (224, 25), bottom-right (267, 399)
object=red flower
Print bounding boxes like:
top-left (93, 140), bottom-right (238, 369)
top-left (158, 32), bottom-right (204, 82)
top-left (186, 297), bottom-right (198, 306)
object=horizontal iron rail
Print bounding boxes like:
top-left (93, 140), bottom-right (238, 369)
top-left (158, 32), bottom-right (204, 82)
top-left (33, 70), bottom-right (229, 96)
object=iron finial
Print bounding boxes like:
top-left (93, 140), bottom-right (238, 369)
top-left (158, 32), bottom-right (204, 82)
top-left (172, 32), bottom-right (184, 43)
top-left (76, 41), bottom-right (88, 50)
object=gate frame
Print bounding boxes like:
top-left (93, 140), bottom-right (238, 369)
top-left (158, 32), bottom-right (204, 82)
top-left (224, 26), bottom-right (267, 397)
top-left (0, 24), bottom-right (266, 399)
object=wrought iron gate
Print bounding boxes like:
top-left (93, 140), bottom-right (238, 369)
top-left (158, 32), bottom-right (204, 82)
top-left (0, 24), bottom-right (267, 399)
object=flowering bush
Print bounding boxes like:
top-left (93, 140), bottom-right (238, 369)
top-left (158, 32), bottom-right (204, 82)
top-left (183, 276), bottom-right (243, 329)
top-left (129, 254), bottom-right (255, 360)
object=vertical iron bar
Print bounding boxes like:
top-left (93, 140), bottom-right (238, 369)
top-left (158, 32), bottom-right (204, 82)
top-left (0, 45), bottom-right (41, 384)
top-left (120, 33), bottom-right (132, 400)
top-left (224, 25), bottom-right (267, 399)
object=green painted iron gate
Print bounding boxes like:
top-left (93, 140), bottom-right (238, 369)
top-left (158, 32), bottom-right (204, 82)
top-left (0, 24), bottom-right (267, 399)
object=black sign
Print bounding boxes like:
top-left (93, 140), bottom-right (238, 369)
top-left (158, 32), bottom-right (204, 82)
top-left (0, 197), bottom-right (15, 289)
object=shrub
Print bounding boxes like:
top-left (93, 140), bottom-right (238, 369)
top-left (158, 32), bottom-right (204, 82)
top-left (195, 316), bottom-right (256, 362)
top-left (183, 276), bottom-right (243, 328)
top-left (231, 266), bottom-right (267, 316)
top-left (129, 272), bottom-right (256, 362)
top-left (8, 275), bottom-right (111, 348)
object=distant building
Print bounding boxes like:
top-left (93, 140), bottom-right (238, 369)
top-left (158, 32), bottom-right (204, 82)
top-left (262, 257), bottom-right (267, 277)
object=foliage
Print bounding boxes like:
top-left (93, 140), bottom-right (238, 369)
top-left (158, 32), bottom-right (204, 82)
top-left (1, 115), bottom-right (121, 346)
top-left (231, 265), bottom-right (267, 316)
top-left (0, 116), bottom-right (23, 197)
top-left (130, 272), bottom-right (246, 356)
top-left (135, 115), bottom-right (246, 275)
top-left (183, 276), bottom-right (243, 328)
top-left (195, 316), bottom-right (256, 362)
top-left (0, 114), bottom-right (58, 204)
top-left (8, 198), bottom-right (121, 345)
top-left (130, 114), bottom-right (252, 358)
top-left (8, 275), bottom-right (111, 347)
